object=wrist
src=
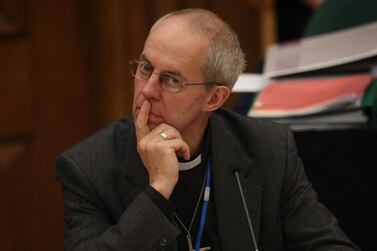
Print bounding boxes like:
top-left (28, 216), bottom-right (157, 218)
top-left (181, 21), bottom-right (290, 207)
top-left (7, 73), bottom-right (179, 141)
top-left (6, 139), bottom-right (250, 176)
top-left (150, 180), bottom-right (175, 199)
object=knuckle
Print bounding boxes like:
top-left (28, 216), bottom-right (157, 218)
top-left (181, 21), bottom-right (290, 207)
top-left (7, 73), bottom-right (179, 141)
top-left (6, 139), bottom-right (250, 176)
top-left (137, 141), bottom-right (146, 151)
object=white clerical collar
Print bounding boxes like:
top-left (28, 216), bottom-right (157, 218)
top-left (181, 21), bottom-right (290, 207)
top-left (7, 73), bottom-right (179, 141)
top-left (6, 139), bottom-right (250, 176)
top-left (179, 154), bottom-right (202, 171)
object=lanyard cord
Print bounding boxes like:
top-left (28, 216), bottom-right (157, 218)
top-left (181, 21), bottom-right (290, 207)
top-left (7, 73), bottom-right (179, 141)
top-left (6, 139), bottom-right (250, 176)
top-left (173, 160), bottom-right (211, 251)
top-left (194, 160), bottom-right (211, 251)
top-left (173, 163), bottom-right (208, 250)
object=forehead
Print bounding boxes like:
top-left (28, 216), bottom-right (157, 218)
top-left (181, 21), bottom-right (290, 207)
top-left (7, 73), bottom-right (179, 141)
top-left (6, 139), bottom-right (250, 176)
top-left (142, 17), bottom-right (209, 78)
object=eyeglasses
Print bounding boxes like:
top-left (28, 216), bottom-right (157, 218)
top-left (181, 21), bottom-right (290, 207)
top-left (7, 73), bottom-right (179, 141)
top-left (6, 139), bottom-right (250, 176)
top-left (129, 60), bottom-right (216, 93)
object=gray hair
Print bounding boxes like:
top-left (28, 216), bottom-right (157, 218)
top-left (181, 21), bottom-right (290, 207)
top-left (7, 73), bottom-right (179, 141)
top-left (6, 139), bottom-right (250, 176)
top-left (150, 8), bottom-right (246, 89)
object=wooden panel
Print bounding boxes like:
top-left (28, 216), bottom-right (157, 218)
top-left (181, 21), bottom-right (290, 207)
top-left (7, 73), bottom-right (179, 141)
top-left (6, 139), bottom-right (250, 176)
top-left (0, 2), bottom-right (34, 250)
top-left (0, 139), bottom-right (33, 251)
top-left (0, 0), bottom-right (26, 35)
top-left (0, 140), bottom-right (26, 170)
top-left (0, 0), bottom-right (93, 250)
top-left (89, 0), bottom-right (150, 128)
top-left (247, 0), bottom-right (274, 8)
top-left (27, 0), bottom-right (93, 250)
top-left (0, 38), bottom-right (33, 138)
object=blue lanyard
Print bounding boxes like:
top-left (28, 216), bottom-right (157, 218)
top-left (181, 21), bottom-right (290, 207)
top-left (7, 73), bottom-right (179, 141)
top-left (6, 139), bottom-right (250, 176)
top-left (194, 160), bottom-right (211, 251)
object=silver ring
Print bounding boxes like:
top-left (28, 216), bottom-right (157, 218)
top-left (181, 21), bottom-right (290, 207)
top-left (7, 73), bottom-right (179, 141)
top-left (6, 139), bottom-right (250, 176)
top-left (159, 132), bottom-right (168, 141)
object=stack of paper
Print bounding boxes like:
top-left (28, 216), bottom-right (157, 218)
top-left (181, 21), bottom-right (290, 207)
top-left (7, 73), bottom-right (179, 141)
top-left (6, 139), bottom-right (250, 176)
top-left (263, 21), bottom-right (377, 79)
top-left (248, 21), bottom-right (377, 131)
top-left (248, 74), bottom-right (376, 130)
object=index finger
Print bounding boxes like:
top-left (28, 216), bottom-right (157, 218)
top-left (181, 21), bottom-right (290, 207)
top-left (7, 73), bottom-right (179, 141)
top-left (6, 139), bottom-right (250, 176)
top-left (135, 100), bottom-right (151, 142)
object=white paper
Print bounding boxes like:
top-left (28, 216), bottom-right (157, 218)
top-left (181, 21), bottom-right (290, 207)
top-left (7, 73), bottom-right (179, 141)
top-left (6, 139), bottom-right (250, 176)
top-left (232, 73), bottom-right (267, 92)
top-left (264, 21), bottom-right (377, 78)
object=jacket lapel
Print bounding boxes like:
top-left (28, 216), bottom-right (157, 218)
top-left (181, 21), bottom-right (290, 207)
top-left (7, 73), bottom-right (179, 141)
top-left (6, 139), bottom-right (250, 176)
top-left (121, 121), bottom-right (149, 207)
top-left (209, 114), bottom-right (264, 250)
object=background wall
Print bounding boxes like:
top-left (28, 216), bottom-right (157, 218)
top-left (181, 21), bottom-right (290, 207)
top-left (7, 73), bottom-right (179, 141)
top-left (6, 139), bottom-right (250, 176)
top-left (0, 0), bottom-right (276, 250)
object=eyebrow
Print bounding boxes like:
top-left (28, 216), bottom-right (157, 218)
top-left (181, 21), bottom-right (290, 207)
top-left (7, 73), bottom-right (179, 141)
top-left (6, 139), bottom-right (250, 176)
top-left (139, 54), bottom-right (184, 79)
top-left (139, 54), bottom-right (150, 64)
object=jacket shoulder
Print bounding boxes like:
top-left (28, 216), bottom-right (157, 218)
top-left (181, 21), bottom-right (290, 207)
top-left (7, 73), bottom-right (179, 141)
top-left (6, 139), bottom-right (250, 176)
top-left (212, 108), bottom-right (290, 146)
top-left (58, 116), bottom-right (135, 169)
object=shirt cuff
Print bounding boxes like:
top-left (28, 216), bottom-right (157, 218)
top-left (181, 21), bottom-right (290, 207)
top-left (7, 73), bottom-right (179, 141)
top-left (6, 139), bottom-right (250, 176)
top-left (143, 185), bottom-right (175, 219)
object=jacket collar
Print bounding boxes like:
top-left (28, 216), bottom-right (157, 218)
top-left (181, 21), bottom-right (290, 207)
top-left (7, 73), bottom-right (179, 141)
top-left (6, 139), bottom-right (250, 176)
top-left (209, 111), bottom-right (264, 250)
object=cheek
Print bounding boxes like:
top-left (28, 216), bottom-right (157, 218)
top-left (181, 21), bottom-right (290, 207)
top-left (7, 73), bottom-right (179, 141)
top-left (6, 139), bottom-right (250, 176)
top-left (178, 96), bottom-right (201, 113)
top-left (171, 95), bottom-right (206, 120)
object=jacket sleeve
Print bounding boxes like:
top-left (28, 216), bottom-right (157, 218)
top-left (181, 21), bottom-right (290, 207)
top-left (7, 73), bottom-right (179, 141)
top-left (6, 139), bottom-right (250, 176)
top-left (56, 154), bottom-right (179, 251)
top-left (280, 128), bottom-right (360, 251)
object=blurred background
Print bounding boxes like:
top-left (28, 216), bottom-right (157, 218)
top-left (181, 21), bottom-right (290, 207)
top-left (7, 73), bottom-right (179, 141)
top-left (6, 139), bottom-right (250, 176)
top-left (4, 0), bottom-right (366, 250)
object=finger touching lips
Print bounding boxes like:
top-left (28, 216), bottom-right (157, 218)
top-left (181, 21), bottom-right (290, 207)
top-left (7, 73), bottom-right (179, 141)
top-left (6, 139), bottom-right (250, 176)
top-left (135, 100), bottom-right (151, 140)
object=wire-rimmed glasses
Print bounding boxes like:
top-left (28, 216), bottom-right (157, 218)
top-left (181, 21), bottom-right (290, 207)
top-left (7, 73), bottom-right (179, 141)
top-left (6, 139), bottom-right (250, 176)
top-left (129, 60), bottom-right (216, 93)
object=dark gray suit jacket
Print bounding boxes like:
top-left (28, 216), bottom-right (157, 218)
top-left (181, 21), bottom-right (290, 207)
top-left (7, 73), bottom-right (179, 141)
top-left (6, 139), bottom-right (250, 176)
top-left (56, 108), bottom-right (359, 251)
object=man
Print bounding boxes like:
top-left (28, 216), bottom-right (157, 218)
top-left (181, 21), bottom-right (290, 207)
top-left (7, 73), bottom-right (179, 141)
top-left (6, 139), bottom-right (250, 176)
top-left (56, 8), bottom-right (359, 251)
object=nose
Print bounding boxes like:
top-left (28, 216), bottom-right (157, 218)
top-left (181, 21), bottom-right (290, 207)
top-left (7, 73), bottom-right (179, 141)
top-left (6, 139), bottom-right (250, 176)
top-left (141, 73), bottom-right (161, 100)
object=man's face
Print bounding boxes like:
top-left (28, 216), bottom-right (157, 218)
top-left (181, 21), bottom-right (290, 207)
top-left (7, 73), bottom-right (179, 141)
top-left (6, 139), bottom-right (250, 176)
top-left (132, 18), bottom-right (212, 139)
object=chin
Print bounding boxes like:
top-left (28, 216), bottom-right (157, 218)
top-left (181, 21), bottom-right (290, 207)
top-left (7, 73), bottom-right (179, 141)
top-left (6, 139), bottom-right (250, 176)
top-left (147, 114), bottom-right (165, 128)
top-left (147, 122), bottom-right (158, 130)
top-left (147, 119), bottom-right (164, 130)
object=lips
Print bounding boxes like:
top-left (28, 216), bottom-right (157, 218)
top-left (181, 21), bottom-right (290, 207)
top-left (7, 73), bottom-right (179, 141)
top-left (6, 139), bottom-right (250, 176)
top-left (134, 106), bottom-right (163, 124)
top-left (149, 110), bottom-right (161, 117)
top-left (148, 111), bottom-right (163, 124)
top-left (134, 106), bottom-right (161, 117)
top-left (133, 98), bottom-right (165, 128)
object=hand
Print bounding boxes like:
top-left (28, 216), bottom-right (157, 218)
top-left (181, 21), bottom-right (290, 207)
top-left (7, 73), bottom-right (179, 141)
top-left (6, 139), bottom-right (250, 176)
top-left (135, 100), bottom-right (190, 199)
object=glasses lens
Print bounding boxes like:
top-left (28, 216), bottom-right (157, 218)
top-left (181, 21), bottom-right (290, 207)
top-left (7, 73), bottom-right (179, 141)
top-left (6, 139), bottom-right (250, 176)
top-left (138, 62), bottom-right (153, 78)
top-left (130, 61), bottom-right (141, 78)
top-left (161, 73), bottom-right (182, 93)
top-left (131, 61), bottom-right (153, 80)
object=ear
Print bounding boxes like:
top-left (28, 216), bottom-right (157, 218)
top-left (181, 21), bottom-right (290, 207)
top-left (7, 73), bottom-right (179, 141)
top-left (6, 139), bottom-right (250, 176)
top-left (203, 85), bottom-right (231, 112)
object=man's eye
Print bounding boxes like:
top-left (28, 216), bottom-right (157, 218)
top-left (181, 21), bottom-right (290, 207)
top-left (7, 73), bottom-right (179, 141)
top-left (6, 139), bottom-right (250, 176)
top-left (140, 63), bottom-right (153, 73)
top-left (171, 76), bottom-right (180, 84)
top-left (167, 75), bottom-right (181, 85)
